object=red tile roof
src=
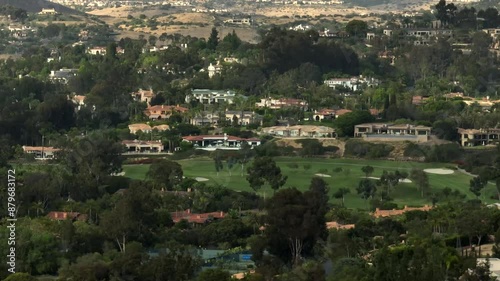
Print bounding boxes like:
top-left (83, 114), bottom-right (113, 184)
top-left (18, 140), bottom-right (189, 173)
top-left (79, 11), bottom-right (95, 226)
top-left (47, 211), bottom-right (87, 221)
top-left (171, 209), bottom-right (225, 224)
top-left (326, 221), bottom-right (355, 230)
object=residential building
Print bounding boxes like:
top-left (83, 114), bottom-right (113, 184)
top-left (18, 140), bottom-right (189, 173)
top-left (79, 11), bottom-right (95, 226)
top-left (47, 211), bottom-right (87, 221)
top-left (144, 105), bottom-right (189, 120)
top-left (171, 209), bottom-right (225, 224)
top-left (476, 258), bottom-right (500, 280)
top-left (39, 8), bottom-right (58, 15)
top-left (412, 95), bottom-right (430, 105)
top-left (190, 110), bottom-right (261, 127)
top-left (224, 111), bottom-right (262, 125)
top-left (131, 88), bottom-right (155, 104)
top-left (326, 221), bottom-right (355, 230)
top-left (458, 128), bottom-right (500, 146)
top-left (313, 109), bottom-right (336, 121)
top-left (185, 89), bottom-right (237, 104)
top-left (49, 68), bottom-right (78, 84)
top-left (207, 63), bottom-right (223, 78)
top-left (86, 46), bottom-right (125, 55)
top-left (122, 140), bottom-right (164, 153)
top-left (128, 123), bottom-right (170, 134)
top-left (182, 134), bottom-right (261, 150)
top-left (372, 205), bottom-right (432, 218)
top-left (354, 123), bottom-right (432, 142)
top-left (255, 98), bottom-right (308, 110)
top-left (324, 76), bottom-right (380, 91)
top-left (261, 125), bottom-right (335, 138)
top-left (70, 95), bottom-right (86, 110)
top-left (22, 146), bottom-right (60, 160)
top-left (223, 17), bottom-right (252, 25)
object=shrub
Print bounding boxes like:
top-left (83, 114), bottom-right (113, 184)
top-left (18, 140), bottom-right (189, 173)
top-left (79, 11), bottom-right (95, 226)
top-left (318, 168), bottom-right (328, 174)
top-left (303, 164), bottom-right (311, 170)
top-left (332, 167), bottom-right (343, 173)
top-left (344, 140), bottom-right (394, 159)
top-left (287, 163), bottom-right (299, 169)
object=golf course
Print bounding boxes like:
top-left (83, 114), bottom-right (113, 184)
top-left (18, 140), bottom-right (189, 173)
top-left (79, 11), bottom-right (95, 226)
top-left (122, 157), bottom-right (499, 209)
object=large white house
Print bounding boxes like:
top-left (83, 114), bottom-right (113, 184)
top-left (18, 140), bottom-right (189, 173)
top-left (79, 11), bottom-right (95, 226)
top-left (324, 76), bottom-right (380, 92)
top-left (182, 134), bottom-right (261, 150)
top-left (185, 89), bottom-right (237, 104)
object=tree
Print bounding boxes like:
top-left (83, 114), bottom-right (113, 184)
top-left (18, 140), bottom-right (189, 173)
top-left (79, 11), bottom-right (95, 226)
top-left (334, 111), bottom-right (375, 137)
top-left (207, 27), bottom-right (219, 50)
top-left (263, 188), bottom-right (327, 266)
top-left (213, 150), bottom-right (224, 177)
top-left (3, 273), bottom-right (36, 281)
top-left (345, 20), bottom-right (368, 37)
top-left (236, 142), bottom-right (254, 176)
top-left (357, 179), bottom-right (376, 201)
top-left (470, 176), bottom-right (487, 199)
top-left (247, 157), bottom-right (287, 192)
top-left (196, 268), bottom-right (232, 281)
top-left (100, 184), bottom-right (160, 252)
top-left (435, 0), bottom-right (457, 26)
top-left (64, 134), bottom-right (124, 200)
top-left (410, 169), bottom-right (430, 198)
top-left (147, 159), bottom-right (183, 190)
top-left (140, 243), bottom-right (201, 281)
top-left (333, 188), bottom-right (350, 206)
top-left (361, 165), bottom-right (374, 178)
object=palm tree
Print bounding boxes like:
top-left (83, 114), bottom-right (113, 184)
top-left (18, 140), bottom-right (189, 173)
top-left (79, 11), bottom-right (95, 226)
top-left (31, 201), bottom-right (45, 217)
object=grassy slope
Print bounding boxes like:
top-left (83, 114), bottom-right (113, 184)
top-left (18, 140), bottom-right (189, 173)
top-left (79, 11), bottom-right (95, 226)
top-left (123, 157), bottom-right (499, 209)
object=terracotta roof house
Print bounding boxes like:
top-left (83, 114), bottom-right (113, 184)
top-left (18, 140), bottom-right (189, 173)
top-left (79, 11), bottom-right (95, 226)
top-left (412, 95), bottom-right (430, 105)
top-left (47, 211), bottom-right (88, 222)
top-left (122, 140), bottom-right (164, 153)
top-left (313, 109), bottom-right (336, 121)
top-left (22, 146), bottom-right (61, 160)
top-left (131, 88), bottom-right (155, 105)
top-left (128, 123), bottom-right (170, 134)
top-left (144, 105), bottom-right (189, 120)
top-left (334, 109), bottom-right (352, 118)
top-left (171, 209), bottom-right (225, 224)
top-left (326, 221), bottom-right (355, 230)
top-left (372, 205), bottom-right (432, 218)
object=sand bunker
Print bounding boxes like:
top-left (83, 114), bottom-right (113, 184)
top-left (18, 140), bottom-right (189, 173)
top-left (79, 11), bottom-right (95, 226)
top-left (111, 172), bottom-right (125, 176)
top-left (315, 173), bottom-right (332, 178)
top-left (195, 177), bottom-right (209, 182)
top-left (361, 177), bottom-right (412, 183)
top-left (423, 168), bottom-right (454, 175)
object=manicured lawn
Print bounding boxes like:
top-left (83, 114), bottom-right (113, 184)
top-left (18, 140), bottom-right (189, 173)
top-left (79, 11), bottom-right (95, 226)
top-left (123, 157), bottom-right (498, 209)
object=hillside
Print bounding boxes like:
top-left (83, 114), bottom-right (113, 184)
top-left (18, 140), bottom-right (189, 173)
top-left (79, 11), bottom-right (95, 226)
top-left (0, 0), bottom-right (82, 15)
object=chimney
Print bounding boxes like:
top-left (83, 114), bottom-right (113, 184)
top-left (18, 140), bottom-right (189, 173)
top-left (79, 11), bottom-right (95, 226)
top-left (404, 205), bottom-right (408, 210)
top-left (187, 209), bottom-right (191, 214)
top-left (220, 211), bottom-right (224, 217)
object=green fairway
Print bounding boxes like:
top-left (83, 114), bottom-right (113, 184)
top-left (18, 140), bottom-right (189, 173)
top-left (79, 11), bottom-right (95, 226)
top-left (123, 157), bottom-right (498, 209)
